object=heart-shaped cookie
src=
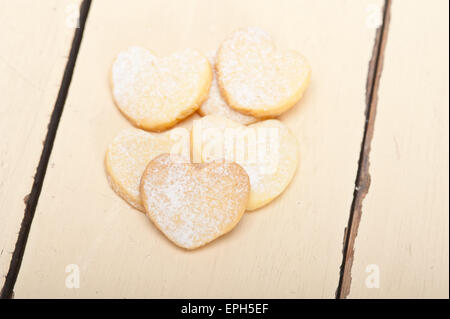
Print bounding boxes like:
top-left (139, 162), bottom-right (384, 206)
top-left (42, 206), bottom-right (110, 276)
top-left (192, 115), bottom-right (299, 210)
top-left (105, 127), bottom-right (190, 211)
top-left (111, 46), bottom-right (212, 131)
top-left (140, 154), bottom-right (250, 250)
top-left (198, 53), bottom-right (257, 125)
top-left (216, 27), bottom-right (311, 117)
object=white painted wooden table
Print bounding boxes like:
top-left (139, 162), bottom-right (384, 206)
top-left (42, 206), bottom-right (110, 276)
top-left (0, 0), bottom-right (448, 299)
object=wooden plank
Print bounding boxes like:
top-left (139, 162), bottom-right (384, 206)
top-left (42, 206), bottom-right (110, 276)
top-left (13, 0), bottom-right (381, 298)
top-left (0, 0), bottom-right (82, 291)
top-left (348, 0), bottom-right (449, 298)
top-left (337, 0), bottom-right (391, 298)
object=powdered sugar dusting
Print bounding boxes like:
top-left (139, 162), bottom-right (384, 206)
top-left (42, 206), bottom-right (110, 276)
top-left (199, 52), bottom-right (257, 125)
top-left (141, 154), bottom-right (249, 249)
top-left (216, 27), bottom-right (311, 115)
top-left (105, 127), bottom-right (188, 211)
top-left (111, 46), bottom-right (211, 130)
top-left (194, 116), bottom-right (299, 210)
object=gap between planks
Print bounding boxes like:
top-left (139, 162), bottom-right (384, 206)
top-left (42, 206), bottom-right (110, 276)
top-left (0, 0), bottom-right (92, 299)
top-left (336, 0), bottom-right (392, 299)
top-left (1, 0), bottom-right (390, 299)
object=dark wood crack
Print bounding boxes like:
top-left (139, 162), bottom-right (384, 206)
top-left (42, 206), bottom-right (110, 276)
top-left (336, 0), bottom-right (392, 299)
top-left (0, 0), bottom-right (92, 299)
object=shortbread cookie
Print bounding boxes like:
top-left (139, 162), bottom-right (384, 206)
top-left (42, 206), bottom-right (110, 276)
top-left (140, 154), bottom-right (250, 250)
top-left (216, 27), bottom-right (311, 117)
top-left (105, 127), bottom-right (190, 211)
top-left (192, 115), bottom-right (299, 210)
top-left (198, 54), bottom-right (257, 125)
top-left (111, 46), bottom-right (212, 131)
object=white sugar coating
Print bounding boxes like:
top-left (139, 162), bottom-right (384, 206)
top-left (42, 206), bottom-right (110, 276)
top-left (216, 27), bottom-right (311, 117)
top-left (111, 46), bottom-right (211, 131)
top-left (105, 127), bottom-right (189, 212)
top-left (141, 154), bottom-right (250, 249)
top-left (198, 52), bottom-right (257, 125)
top-left (192, 115), bottom-right (299, 211)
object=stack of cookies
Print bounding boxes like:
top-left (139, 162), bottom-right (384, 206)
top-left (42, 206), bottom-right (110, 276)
top-left (105, 27), bottom-right (311, 250)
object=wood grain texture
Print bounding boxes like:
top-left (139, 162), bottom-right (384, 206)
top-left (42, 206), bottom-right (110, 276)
top-left (13, 0), bottom-right (381, 298)
top-left (0, 0), bottom-right (81, 290)
top-left (348, 0), bottom-right (449, 298)
top-left (337, 0), bottom-right (391, 298)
